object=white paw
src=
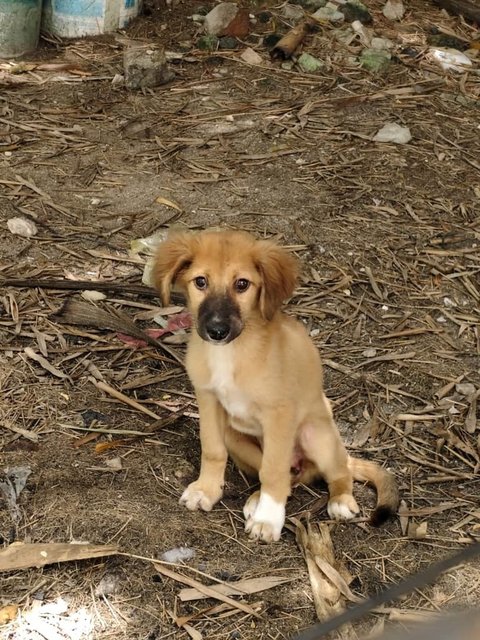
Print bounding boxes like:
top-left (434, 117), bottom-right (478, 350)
top-left (243, 491), bottom-right (260, 521)
top-left (327, 494), bottom-right (359, 521)
top-left (244, 492), bottom-right (285, 543)
top-left (179, 482), bottom-right (222, 512)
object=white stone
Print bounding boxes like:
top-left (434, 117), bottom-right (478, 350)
top-left (373, 123), bottom-right (412, 144)
top-left (429, 48), bottom-right (472, 73)
top-left (455, 382), bottom-right (476, 396)
top-left (7, 216), bottom-right (37, 238)
top-left (240, 47), bottom-right (262, 65)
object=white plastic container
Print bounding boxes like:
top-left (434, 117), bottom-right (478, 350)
top-left (0, 0), bottom-right (42, 58)
top-left (42, 0), bottom-right (142, 38)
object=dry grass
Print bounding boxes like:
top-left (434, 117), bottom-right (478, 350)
top-left (1, 0), bottom-right (479, 638)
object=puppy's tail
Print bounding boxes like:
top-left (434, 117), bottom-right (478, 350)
top-left (349, 457), bottom-right (399, 527)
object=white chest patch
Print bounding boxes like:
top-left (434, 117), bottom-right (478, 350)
top-left (205, 344), bottom-right (251, 423)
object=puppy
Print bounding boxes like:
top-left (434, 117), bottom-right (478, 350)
top-left (154, 229), bottom-right (399, 543)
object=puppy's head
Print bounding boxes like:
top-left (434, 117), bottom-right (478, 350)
top-left (154, 230), bottom-right (298, 345)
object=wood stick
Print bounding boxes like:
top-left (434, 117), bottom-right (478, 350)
top-left (0, 277), bottom-right (185, 305)
top-left (90, 378), bottom-right (164, 420)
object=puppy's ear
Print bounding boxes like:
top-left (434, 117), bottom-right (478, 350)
top-left (254, 241), bottom-right (299, 320)
top-left (154, 233), bottom-right (194, 304)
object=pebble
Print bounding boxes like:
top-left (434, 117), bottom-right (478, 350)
top-left (382, 0), bottom-right (405, 21)
top-left (371, 37), bottom-right (394, 51)
top-left (95, 573), bottom-right (122, 597)
top-left (340, 0), bottom-right (372, 24)
top-left (123, 47), bottom-right (175, 90)
top-left (360, 48), bottom-right (391, 73)
top-left (283, 3), bottom-right (305, 22)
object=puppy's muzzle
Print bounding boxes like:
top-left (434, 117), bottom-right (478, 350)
top-left (198, 295), bottom-right (243, 344)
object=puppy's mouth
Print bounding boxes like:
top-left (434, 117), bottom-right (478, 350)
top-left (197, 295), bottom-right (243, 345)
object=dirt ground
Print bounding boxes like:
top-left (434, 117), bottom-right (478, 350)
top-left (0, 0), bottom-right (479, 638)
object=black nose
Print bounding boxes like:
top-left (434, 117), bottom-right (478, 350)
top-left (206, 320), bottom-right (230, 342)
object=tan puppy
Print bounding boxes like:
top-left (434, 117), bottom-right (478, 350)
top-left (154, 229), bottom-right (399, 543)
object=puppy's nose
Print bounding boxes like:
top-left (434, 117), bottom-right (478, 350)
top-left (206, 319), bottom-right (230, 342)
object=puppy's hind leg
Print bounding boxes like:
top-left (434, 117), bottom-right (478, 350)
top-left (300, 398), bottom-right (359, 521)
top-left (225, 426), bottom-right (262, 478)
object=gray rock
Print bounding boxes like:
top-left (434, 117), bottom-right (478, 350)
top-left (312, 5), bottom-right (345, 22)
top-left (218, 36), bottom-right (239, 49)
top-left (124, 47), bottom-right (175, 90)
top-left (204, 2), bottom-right (239, 36)
top-left (371, 36), bottom-right (394, 51)
top-left (455, 382), bottom-right (476, 396)
top-left (283, 3), bottom-right (305, 22)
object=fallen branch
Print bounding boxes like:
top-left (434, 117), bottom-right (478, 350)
top-left (0, 542), bottom-right (118, 572)
top-left (52, 299), bottom-right (184, 365)
top-left (292, 541), bottom-right (480, 640)
top-left (0, 277), bottom-right (177, 300)
top-left (432, 0), bottom-right (480, 22)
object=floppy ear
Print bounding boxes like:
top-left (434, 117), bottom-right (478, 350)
top-left (254, 241), bottom-right (299, 320)
top-left (153, 232), bottom-right (195, 305)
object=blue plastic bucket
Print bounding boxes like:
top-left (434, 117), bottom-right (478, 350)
top-left (0, 0), bottom-right (42, 58)
top-left (42, 0), bottom-right (142, 37)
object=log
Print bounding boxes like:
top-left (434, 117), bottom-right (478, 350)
top-left (432, 0), bottom-right (480, 23)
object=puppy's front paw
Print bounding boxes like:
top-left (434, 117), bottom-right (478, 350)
top-left (179, 481), bottom-right (223, 512)
top-left (243, 490), bottom-right (260, 522)
top-left (244, 492), bottom-right (285, 543)
top-left (327, 494), bottom-right (359, 521)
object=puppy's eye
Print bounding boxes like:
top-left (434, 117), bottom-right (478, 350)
top-left (234, 278), bottom-right (250, 293)
top-left (194, 276), bottom-right (208, 290)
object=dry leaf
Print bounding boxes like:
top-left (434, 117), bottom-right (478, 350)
top-left (183, 624), bottom-right (203, 640)
top-left (179, 576), bottom-right (291, 602)
top-left (407, 521), bottom-right (428, 539)
top-left (153, 562), bottom-right (261, 619)
top-left (240, 48), bottom-right (263, 65)
top-left (398, 500), bottom-right (410, 536)
top-left (0, 604), bottom-right (18, 624)
top-left (155, 195), bottom-right (182, 211)
top-left (23, 347), bottom-right (70, 381)
top-left (465, 390), bottom-right (479, 434)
